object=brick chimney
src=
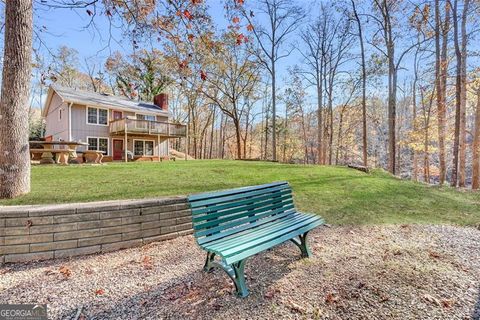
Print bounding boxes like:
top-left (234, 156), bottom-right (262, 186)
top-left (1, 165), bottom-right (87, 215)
top-left (153, 93), bottom-right (168, 111)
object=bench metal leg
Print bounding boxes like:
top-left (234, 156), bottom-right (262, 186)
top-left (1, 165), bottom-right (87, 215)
top-left (203, 252), bottom-right (216, 272)
top-left (202, 252), bottom-right (249, 297)
top-left (231, 260), bottom-right (248, 297)
top-left (291, 231), bottom-right (312, 258)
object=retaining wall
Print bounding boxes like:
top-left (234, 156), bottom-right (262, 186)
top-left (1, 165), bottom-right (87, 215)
top-left (0, 197), bottom-right (192, 264)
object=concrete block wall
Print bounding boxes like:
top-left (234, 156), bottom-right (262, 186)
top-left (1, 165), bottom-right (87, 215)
top-left (0, 197), bottom-right (192, 264)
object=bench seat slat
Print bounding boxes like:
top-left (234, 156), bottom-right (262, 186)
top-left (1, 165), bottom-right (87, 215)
top-left (205, 213), bottom-right (318, 252)
top-left (188, 181), bottom-right (289, 202)
top-left (223, 216), bottom-right (324, 265)
top-left (195, 203), bottom-right (295, 237)
top-left (199, 210), bottom-right (299, 248)
top-left (193, 198), bottom-right (294, 231)
top-left (203, 212), bottom-right (307, 251)
top-left (196, 208), bottom-right (296, 245)
top-left (192, 188), bottom-right (292, 219)
top-left (189, 183), bottom-right (290, 208)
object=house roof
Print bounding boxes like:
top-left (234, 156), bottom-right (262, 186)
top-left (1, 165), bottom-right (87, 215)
top-left (43, 85), bottom-right (170, 117)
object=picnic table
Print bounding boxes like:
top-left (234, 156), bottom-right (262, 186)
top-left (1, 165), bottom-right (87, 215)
top-left (83, 150), bottom-right (105, 164)
top-left (29, 141), bottom-right (88, 165)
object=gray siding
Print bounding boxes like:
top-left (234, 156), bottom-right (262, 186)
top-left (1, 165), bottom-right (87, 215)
top-left (70, 104), bottom-right (110, 154)
top-left (45, 92), bottom-right (69, 141)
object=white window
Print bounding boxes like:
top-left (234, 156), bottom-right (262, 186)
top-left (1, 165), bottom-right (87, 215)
top-left (133, 140), bottom-right (154, 156)
top-left (87, 137), bottom-right (109, 155)
top-left (87, 107), bottom-right (108, 125)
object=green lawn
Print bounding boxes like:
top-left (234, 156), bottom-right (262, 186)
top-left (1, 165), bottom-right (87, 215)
top-left (1, 160), bottom-right (479, 226)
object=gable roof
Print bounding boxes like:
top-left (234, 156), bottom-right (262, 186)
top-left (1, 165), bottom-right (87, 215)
top-left (43, 85), bottom-right (169, 117)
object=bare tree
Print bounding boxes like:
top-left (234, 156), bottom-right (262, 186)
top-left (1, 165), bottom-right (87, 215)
top-left (472, 86), bottom-right (480, 190)
top-left (199, 34), bottom-right (260, 159)
top-left (450, 0), bottom-right (470, 187)
top-left (323, 10), bottom-right (354, 165)
top-left (242, 0), bottom-right (304, 161)
top-left (299, 5), bottom-right (330, 164)
top-left (0, 0), bottom-right (33, 198)
top-left (370, 0), bottom-right (429, 175)
top-left (435, 0), bottom-right (450, 185)
top-left (351, 0), bottom-right (368, 167)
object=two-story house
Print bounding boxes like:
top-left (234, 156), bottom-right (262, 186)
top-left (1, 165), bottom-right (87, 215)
top-left (43, 85), bottom-right (186, 162)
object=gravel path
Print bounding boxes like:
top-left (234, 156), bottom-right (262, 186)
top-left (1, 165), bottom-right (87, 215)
top-left (1, 225), bottom-right (479, 320)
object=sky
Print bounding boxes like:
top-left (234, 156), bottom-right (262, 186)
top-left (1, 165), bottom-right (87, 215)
top-left (32, 0), bottom-right (316, 109)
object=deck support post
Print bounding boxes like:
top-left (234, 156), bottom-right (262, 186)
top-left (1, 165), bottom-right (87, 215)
top-left (202, 252), bottom-right (249, 297)
top-left (290, 231), bottom-right (312, 258)
top-left (157, 134), bottom-right (161, 162)
top-left (124, 121), bottom-right (128, 163)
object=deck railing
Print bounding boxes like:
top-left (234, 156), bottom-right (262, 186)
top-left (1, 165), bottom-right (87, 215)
top-left (109, 118), bottom-right (187, 137)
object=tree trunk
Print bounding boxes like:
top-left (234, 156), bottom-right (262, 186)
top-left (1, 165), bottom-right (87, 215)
top-left (209, 108), bottom-right (215, 159)
top-left (436, 0), bottom-right (450, 185)
top-left (458, 0), bottom-right (470, 187)
top-left (0, 0), bottom-right (33, 199)
top-left (336, 109), bottom-right (344, 165)
top-left (328, 87), bottom-right (334, 165)
top-left (388, 58), bottom-right (397, 175)
top-left (264, 104), bottom-right (269, 160)
top-left (271, 62), bottom-right (277, 161)
top-left (472, 88), bottom-right (480, 190)
top-left (317, 65), bottom-right (323, 165)
top-left (301, 111), bottom-right (308, 164)
top-left (351, 0), bottom-right (367, 167)
top-left (412, 80), bottom-right (418, 181)
top-left (283, 104), bottom-right (288, 162)
top-left (451, 0), bottom-right (461, 187)
top-left (233, 119), bottom-right (242, 159)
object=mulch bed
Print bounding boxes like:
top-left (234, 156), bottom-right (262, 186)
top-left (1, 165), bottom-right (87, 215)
top-left (1, 225), bottom-right (479, 320)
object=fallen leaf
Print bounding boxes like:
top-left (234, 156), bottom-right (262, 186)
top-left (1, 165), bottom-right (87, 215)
top-left (95, 289), bottom-right (105, 296)
top-left (441, 299), bottom-right (455, 308)
top-left (325, 293), bottom-right (338, 304)
top-left (392, 249), bottom-right (402, 256)
top-left (423, 294), bottom-right (441, 306)
top-left (44, 269), bottom-right (55, 276)
top-left (429, 251), bottom-right (441, 259)
top-left (59, 266), bottom-right (71, 278)
top-left (142, 256), bottom-right (153, 270)
top-left (287, 301), bottom-right (305, 314)
top-left (264, 288), bottom-right (279, 299)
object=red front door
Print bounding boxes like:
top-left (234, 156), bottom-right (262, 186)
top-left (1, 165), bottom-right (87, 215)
top-left (113, 111), bottom-right (123, 120)
top-left (113, 139), bottom-right (124, 160)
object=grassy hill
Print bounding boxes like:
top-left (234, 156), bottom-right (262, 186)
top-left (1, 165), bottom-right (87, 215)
top-left (1, 160), bottom-right (479, 226)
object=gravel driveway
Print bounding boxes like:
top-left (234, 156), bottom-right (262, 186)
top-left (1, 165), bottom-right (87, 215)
top-left (1, 225), bottom-right (479, 320)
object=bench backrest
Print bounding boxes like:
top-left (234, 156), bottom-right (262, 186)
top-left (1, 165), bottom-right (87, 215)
top-left (188, 181), bottom-right (295, 246)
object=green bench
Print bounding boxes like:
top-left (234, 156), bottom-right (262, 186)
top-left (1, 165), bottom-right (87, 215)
top-left (187, 181), bottom-right (324, 297)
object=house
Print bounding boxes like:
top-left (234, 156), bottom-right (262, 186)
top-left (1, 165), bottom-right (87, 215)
top-left (43, 85), bottom-right (186, 162)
